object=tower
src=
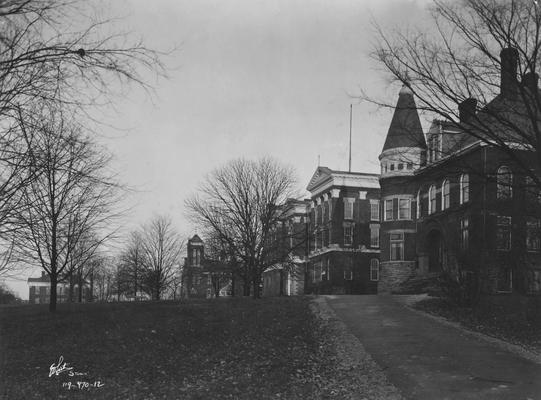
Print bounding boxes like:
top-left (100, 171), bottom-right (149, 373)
top-left (378, 83), bottom-right (426, 292)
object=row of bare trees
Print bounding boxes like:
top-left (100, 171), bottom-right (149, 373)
top-left (0, 1), bottom-right (167, 311)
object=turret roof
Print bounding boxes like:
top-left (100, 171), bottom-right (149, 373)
top-left (381, 84), bottom-right (427, 152)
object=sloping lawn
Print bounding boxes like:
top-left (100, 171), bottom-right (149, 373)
top-left (0, 297), bottom-right (323, 399)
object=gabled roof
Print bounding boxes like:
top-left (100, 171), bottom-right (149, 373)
top-left (306, 166), bottom-right (379, 197)
top-left (189, 234), bottom-right (203, 243)
top-left (382, 84), bottom-right (427, 152)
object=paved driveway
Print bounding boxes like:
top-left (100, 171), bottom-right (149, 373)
top-left (324, 295), bottom-right (541, 400)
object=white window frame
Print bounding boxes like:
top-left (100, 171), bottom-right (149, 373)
top-left (390, 232), bottom-right (404, 261)
top-left (398, 198), bottom-right (411, 220)
top-left (370, 224), bottom-right (380, 248)
top-left (384, 199), bottom-right (393, 221)
top-left (344, 198), bottom-right (354, 220)
top-left (429, 185), bottom-right (437, 214)
top-left (460, 174), bottom-right (469, 204)
top-left (370, 200), bottom-right (380, 221)
top-left (370, 259), bottom-right (380, 281)
top-left (442, 179), bottom-right (450, 210)
top-left (344, 225), bottom-right (353, 246)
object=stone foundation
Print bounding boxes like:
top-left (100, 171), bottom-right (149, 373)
top-left (379, 261), bottom-right (416, 293)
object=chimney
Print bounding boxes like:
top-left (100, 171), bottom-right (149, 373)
top-left (522, 72), bottom-right (539, 92)
top-left (500, 48), bottom-right (519, 97)
top-left (458, 98), bottom-right (477, 123)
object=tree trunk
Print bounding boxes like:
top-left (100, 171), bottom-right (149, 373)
top-left (68, 272), bottom-right (74, 302)
top-left (231, 275), bottom-right (236, 297)
top-left (49, 274), bottom-right (58, 312)
top-left (252, 275), bottom-right (261, 299)
top-left (77, 269), bottom-right (83, 302)
top-left (243, 279), bottom-right (250, 296)
top-left (89, 271), bottom-right (94, 302)
top-left (279, 269), bottom-right (284, 296)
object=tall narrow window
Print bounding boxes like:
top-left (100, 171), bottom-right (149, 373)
top-left (344, 225), bottom-right (353, 246)
top-left (442, 179), bottom-right (450, 209)
top-left (370, 225), bottom-right (380, 248)
top-left (497, 166), bottom-right (513, 199)
top-left (385, 199), bottom-right (393, 221)
top-left (460, 218), bottom-right (469, 250)
top-left (525, 176), bottom-right (541, 203)
top-left (496, 216), bottom-right (512, 250)
top-left (370, 201), bottom-right (380, 221)
top-left (370, 259), bottom-right (380, 281)
top-left (398, 199), bottom-right (411, 220)
top-left (497, 268), bottom-right (512, 292)
top-left (429, 185), bottom-right (437, 214)
top-left (344, 198), bottom-right (354, 220)
top-left (390, 232), bottom-right (404, 261)
top-left (460, 174), bottom-right (469, 204)
top-left (526, 218), bottom-right (541, 251)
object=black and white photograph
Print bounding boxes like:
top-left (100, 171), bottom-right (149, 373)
top-left (1, 0), bottom-right (541, 399)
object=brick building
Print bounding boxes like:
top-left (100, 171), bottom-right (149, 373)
top-left (27, 271), bottom-right (90, 304)
top-left (262, 198), bottom-right (310, 296)
top-left (304, 167), bottom-right (381, 294)
top-left (377, 48), bottom-right (541, 296)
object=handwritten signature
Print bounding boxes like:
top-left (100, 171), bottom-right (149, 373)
top-left (49, 356), bottom-right (74, 377)
top-left (49, 356), bottom-right (104, 390)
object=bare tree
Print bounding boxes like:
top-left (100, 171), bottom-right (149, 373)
top-left (186, 157), bottom-right (298, 299)
top-left (93, 255), bottom-right (116, 302)
top-left (370, 0), bottom-right (541, 187)
top-left (11, 107), bottom-right (122, 312)
top-left (0, 1), bottom-right (168, 264)
top-left (0, 0), bottom-right (167, 122)
top-left (118, 230), bottom-right (145, 301)
top-left (139, 215), bottom-right (184, 301)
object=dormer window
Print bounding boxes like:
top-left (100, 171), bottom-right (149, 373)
top-left (428, 133), bottom-right (442, 163)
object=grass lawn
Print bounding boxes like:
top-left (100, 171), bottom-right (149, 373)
top-left (413, 297), bottom-right (541, 354)
top-left (0, 297), bottom-right (325, 399)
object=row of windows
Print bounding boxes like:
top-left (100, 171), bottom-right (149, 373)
top-left (311, 259), bottom-right (380, 282)
top-left (423, 174), bottom-right (469, 216)
top-left (314, 199), bottom-right (380, 223)
top-left (314, 225), bottom-right (380, 248)
top-left (382, 162), bottom-right (414, 173)
top-left (384, 198), bottom-right (411, 221)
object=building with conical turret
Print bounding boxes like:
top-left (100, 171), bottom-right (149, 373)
top-left (378, 84), bottom-right (427, 292)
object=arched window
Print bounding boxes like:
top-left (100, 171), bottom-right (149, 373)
top-left (497, 166), bottom-right (513, 199)
top-left (460, 174), bottom-right (469, 204)
top-left (429, 185), bottom-right (437, 214)
top-left (442, 179), bottom-right (450, 210)
top-left (370, 259), bottom-right (380, 281)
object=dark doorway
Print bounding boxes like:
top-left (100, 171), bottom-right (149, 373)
top-left (427, 230), bottom-right (444, 272)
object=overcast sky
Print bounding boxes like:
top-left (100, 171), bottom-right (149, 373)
top-left (5, 0), bottom-right (432, 297)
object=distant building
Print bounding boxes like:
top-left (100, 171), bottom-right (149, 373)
top-left (27, 271), bottom-right (90, 304)
top-left (181, 235), bottom-right (232, 298)
top-left (262, 198), bottom-right (310, 296)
